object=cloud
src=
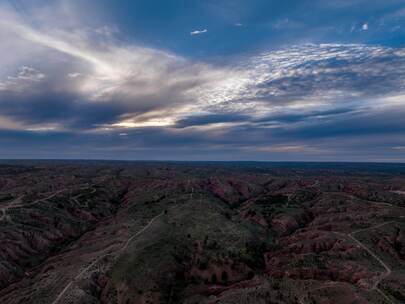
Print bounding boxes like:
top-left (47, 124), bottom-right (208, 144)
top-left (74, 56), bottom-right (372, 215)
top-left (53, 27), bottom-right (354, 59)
top-left (14, 66), bottom-right (45, 81)
top-left (1, 1), bottom-right (405, 160)
top-left (253, 108), bottom-right (356, 125)
top-left (190, 29), bottom-right (208, 35)
top-left (0, 2), bottom-right (239, 132)
top-left (0, 66), bottom-right (46, 92)
top-left (257, 145), bottom-right (322, 154)
top-left (350, 24), bottom-right (356, 32)
top-left (175, 113), bottom-right (250, 128)
top-left (272, 18), bottom-right (301, 30)
top-left (67, 73), bottom-right (81, 78)
top-left (189, 43), bottom-right (405, 122)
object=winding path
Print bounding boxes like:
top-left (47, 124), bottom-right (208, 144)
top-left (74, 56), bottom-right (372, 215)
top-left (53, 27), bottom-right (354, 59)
top-left (0, 194), bottom-right (24, 211)
top-left (348, 221), bottom-right (396, 304)
top-left (51, 211), bottom-right (164, 304)
top-left (299, 221), bottom-right (398, 304)
top-left (0, 190), bottom-right (66, 224)
top-left (0, 195), bottom-right (25, 222)
top-left (0, 185), bottom-right (97, 223)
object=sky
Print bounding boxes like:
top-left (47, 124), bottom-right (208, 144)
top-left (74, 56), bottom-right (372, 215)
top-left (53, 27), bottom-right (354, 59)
top-left (0, 0), bottom-right (405, 161)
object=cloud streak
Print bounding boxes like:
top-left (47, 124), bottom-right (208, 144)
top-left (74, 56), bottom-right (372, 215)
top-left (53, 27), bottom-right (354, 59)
top-left (190, 29), bottom-right (208, 35)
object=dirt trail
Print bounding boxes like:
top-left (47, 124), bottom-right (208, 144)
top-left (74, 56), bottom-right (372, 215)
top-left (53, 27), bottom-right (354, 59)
top-left (0, 195), bottom-right (24, 222)
top-left (299, 221), bottom-right (397, 304)
top-left (0, 195), bottom-right (24, 213)
top-left (51, 211), bottom-right (164, 304)
top-left (0, 185), bottom-right (97, 223)
top-left (0, 190), bottom-right (66, 224)
top-left (349, 221), bottom-right (395, 303)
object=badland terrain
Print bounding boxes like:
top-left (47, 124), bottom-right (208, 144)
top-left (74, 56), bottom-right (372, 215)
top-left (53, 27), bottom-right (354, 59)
top-left (0, 161), bottom-right (404, 304)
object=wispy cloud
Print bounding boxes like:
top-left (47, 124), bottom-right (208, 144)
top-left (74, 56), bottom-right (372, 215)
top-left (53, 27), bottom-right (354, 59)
top-left (67, 73), bottom-right (81, 78)
top-left (190, 29), bottom-right (208, 36)
top-left (0, 3), bottom-right (235, 132)
top-left (0, 66), bottom-right (45, 92)
top-left (272, 18), bottom-right (301, 30)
